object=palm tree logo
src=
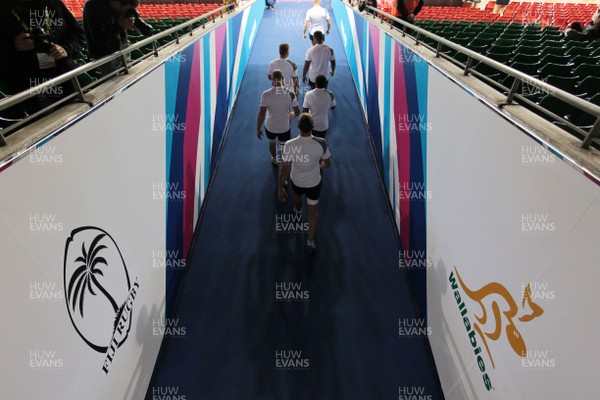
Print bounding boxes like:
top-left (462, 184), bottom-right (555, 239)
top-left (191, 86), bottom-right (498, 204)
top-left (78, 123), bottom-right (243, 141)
top-left (68, 233), bottom-right (119, 319)
top-left (64, 227), bottom-right (132, 353)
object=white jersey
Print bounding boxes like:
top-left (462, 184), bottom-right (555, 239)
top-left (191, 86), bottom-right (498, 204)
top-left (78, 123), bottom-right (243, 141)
top-left (267, 58), bottom-right (298, 90)
top-left (260, 86), bottom-right (298, 133)
top-left (283, 135), bottom-right (331, 188)
top-left (305, 43), bottom-right (335, 83)
top-left (305, 6), bottom-right (330, 35)
top-left (302, 88), bottom-right (335, 131)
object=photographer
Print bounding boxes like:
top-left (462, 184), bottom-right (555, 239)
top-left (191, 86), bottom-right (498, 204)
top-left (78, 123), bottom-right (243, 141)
top-left (83, 0), bottom-right (152, 75)
top-left (0, 0), bottom-right (84, 113)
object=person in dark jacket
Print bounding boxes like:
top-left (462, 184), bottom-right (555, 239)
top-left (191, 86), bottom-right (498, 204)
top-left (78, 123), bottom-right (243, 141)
top-left (0, 0), bottom-right (83, 112)
top-left (566, 7), bottom-right (600, 41)
top-left (83, 0), bottom-right (140, 74)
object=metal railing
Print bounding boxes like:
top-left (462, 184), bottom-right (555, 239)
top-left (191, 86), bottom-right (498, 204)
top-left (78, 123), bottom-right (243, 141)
top-left (0, 2), bottom-right (237, 146)
top-left (361, 4), bottom-right (600, 150)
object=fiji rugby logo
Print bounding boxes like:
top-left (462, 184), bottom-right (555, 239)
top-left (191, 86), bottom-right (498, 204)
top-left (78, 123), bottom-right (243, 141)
top-left (63, 227), bottom-right (139, 374)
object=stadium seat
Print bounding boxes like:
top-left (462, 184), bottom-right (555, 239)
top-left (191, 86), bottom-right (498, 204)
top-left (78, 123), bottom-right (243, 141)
top-left (540, 46), bottom-right (567, 57)
top-left (495, 38), bottom-right (519, 47)
top-left (540, 54), bottom-right (571, 65)
top-left (538, 63), bottom-right (574, 78)
top-left (486, 51), bottom-right (512, 64)
top-left (538, 95), bottom-right (577, 121)
top-left (511, 54), bottom-right (540, 64)
top-left (510, 61), bottom-right (541, 76)
top-left (570, 55), bottom-right (600, 66)
top-left (519, 38), bottom-right (543, 47)
top-left (574, 76), bottom-right (600, 98)
top-left (473, 61), bottom-right (507, 82)
top-left (514, 45), bottom-right (541, 56)
top-left (572, 63), bottom-right (600, 79)
top-left (488, 45), bottom-right (514, 55)
top-left (543, 75), bottom-right (580, 93)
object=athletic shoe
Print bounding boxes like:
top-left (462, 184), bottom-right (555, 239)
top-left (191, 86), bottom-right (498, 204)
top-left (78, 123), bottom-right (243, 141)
top-left (307, 240), bottom-right (317, 253)
top-left (271, 156), bottom-right (278, 165)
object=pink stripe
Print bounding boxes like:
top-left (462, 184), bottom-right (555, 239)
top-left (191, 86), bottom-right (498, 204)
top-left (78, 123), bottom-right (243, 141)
top-left (214, 24), bottom-right (226, 88)
top-left (370, 25), bottom-right (380, 85)
top-left (183, 42), bottom-right (202, 254)
top-left (394, 42), bottom-right (411, 250)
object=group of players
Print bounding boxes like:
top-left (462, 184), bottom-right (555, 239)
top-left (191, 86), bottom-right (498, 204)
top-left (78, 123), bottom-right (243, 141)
top-left (256, 0), bottom-right (336, 253)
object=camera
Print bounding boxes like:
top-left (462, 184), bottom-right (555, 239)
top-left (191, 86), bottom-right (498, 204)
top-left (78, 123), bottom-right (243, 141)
top-left (31, 27), bottom-right (55, 53)
top-left (123, 9), bottom-right (153, 36)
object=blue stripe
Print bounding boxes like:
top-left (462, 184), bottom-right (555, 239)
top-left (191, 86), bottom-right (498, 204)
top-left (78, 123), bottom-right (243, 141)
top-left (203, 35), bottom-right (212, 194)
top-left (165, 43), bottom-right (195, 316)
top-left (382, 35), bottom-right (391, 188)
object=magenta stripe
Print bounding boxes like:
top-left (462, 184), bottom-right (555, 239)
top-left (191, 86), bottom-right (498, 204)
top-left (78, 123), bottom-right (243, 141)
top-left (393, 41), bottom-right (411, 251)
top-left (214, 25), bottom-right (226, 89)
top-left (183, 42), bottom-right (202, 254)
top-left (370, 25), bottom-right (380, 85)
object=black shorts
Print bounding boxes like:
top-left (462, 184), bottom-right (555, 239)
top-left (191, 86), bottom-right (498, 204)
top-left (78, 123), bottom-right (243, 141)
top-left (312, 129), bottom-right (327, 138)
top-left (291, 181), bottom-right (322, 202)
top-left (265, 128), bottom-right (291, 142)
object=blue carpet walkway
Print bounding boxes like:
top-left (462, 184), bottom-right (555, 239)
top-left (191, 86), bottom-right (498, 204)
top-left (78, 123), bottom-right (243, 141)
top-left (146, 1), bottom-right (444, 399)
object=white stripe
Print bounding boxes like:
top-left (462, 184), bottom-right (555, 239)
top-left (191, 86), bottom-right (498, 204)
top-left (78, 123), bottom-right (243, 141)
top-left (231, 8), bottom-right (250, 107)
top-left (195, 41), bottom-right (204, 223)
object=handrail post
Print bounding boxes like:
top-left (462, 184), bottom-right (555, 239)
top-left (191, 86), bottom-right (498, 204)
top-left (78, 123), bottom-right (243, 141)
top-left (504, 78), bottom-right (522, 106)
top-left (435, 42), bottom-right (442, 58)
top-left (581, 118), bottom-right (600, 149)
top-left (464, 56), bottom-right (473, 76)
top-left (415, 31), bottom-right (421, 46)
top-left (0, 130), bottom-right (7, 146)
top-left (120, 54), bottom-right (130, 74)
top-left (69, 77), bottom-right (87, 103)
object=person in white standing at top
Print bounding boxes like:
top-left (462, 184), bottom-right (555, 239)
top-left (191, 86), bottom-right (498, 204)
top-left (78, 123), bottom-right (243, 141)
top-left (303, 31), bottom-right (335, 90)
top-left (303, 0), bottom-right (331, 45)
top-left (302, 74), bottom-right (336, 138)
top-left (257, 69), bottom-right (301, 165)
top-left (267, 43), bottom-right (299, 95)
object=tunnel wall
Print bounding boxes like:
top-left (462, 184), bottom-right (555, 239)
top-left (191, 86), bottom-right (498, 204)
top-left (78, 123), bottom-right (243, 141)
top-left (0, 2), bottom-right (263, 399)
top-left (331, 0), bottom-right (600, 398)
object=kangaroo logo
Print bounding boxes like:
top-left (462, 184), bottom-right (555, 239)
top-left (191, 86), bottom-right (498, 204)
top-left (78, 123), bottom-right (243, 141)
top-left (63, 227), bottom-right (139, 373)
